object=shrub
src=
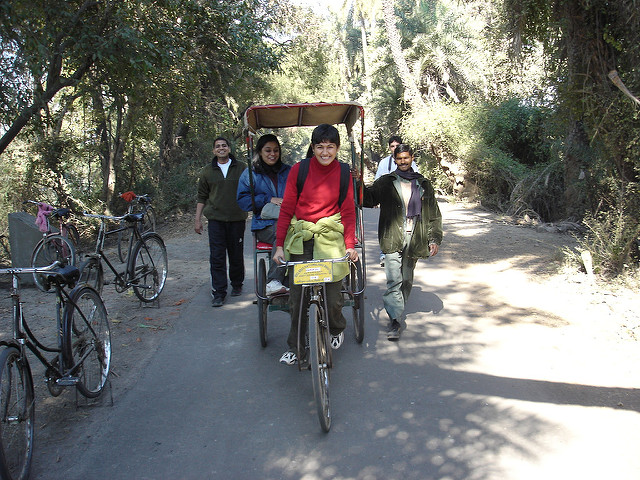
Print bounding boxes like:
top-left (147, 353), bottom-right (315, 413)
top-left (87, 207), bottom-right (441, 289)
top-left (567, 205), bottom-right (639, 277)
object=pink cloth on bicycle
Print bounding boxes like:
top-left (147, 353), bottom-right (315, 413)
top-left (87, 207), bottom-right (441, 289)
top-left (35, 203), bottom-right (54, 233)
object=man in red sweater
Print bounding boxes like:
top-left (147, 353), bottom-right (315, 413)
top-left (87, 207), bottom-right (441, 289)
top-left (273, 124), bottom-right (359, 365)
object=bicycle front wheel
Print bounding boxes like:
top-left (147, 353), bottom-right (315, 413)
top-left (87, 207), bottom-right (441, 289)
top-left (116, 220), bottom-right (130, 263)
top-left (62, 285), bottom-right (111, 398)
top-left (0, 346), bottom-right (35, 480)
top-left (66, 224), bottom-right (80, 250)
top-left (77, 257), bottom-right (104, 294)
top-left (129, 233), bottom-right (168, 303)
top-left (31, 235), bottom-right (76, 292)
top-left (309, 303), bottom-right (331, 432)
top-left (142, 206), bottom-right (156, 233)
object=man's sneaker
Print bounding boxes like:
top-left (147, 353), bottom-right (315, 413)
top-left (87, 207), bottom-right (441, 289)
top-left (330, 331), bottom-right (344, 350)
top-left (387, 320), bottom-right (401, 341)
top-left (266, 280), bottom-right (288, 296)
top-left (230, 287), bottom-right (242, 297)
top-left (279, 350), bottom-right (297, 365)
top-left (212, 295), bottom-right (225, 307)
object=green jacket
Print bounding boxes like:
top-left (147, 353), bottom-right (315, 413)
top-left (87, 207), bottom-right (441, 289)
top-left (362, 173), bottom-right (443, 258)
top-left (197, 157), bottom-right (248, 222)
top-left (283, 213), bottom-right (348, 281)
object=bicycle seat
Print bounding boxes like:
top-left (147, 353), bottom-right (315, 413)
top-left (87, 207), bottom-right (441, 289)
top-left (123, 213), bottom-right (144, 223)
top-left (40, 265), bottom-right (80, 290)
top-left (51, 208), bottom-right (71, 219)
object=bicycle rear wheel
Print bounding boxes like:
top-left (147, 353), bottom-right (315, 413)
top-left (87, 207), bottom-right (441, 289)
top-left (309, 303), bottom-right (331, 432)
top-left (62, 285), bottom-right (111, 398)
top-left (31, 235), bottom-right (76, 292)
top-left (0, 346), bottom-right (35, 480)
top-left (129, 233), bottom-right (168, 302)
top-left (257, 258), bottom-right (268, 347)
top-left (77, 257), bottom-right (104, 294)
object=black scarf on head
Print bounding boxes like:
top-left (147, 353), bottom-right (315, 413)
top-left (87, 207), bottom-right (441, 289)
top-left (395, 168), bottom-right (422, 219)
top-left (254, 159), bottom-right (283, 193)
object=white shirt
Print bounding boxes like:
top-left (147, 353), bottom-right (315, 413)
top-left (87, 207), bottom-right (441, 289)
top-left (375, 155), bottom-right (419, 179)
top-left (217, 160), bottom-right (231, 178)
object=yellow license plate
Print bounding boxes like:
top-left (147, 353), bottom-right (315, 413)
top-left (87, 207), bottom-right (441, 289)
top-left (292, 261), bottom-right (334, 285)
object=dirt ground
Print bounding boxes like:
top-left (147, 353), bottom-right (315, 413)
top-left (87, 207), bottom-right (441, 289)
top-left (0, 199), bottom-right (638, 465)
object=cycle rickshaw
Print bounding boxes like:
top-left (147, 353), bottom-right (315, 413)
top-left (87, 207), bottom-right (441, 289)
top-left (243, 102), bottom-right (368, 432)
top-left (243, 102), bottom-right (367, 349)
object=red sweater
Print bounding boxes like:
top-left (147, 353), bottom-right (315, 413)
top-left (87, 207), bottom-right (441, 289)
top-left (276, 157), bottom-right (356, 249)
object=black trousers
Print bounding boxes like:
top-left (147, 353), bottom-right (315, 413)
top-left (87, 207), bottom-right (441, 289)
top-left (208, 219), bottom-right (245, 297)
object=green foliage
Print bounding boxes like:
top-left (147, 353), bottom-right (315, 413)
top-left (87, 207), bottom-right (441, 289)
top-left (0, 0), bottom-right (284, 232)
top-left (402, 99), bottom-right (562, 218)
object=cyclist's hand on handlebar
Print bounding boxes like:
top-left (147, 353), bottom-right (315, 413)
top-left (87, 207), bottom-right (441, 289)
top-left (346, 248), bottom-right (359, 262)
top-left (273, 246), bottom-right (286, 265)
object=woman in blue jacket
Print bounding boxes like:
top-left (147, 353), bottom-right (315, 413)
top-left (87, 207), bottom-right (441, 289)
top-left (237, 134), bottom-right (291, 295)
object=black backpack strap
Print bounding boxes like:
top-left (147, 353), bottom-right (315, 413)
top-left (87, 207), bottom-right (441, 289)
top-left (297, 158), bottom-right (350, 207)
top-left (296, 157), bottom-right (311, 200)
top-left (338, 162), bottom-right (350, 207)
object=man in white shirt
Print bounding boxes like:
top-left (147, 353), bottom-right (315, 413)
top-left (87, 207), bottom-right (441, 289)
top-left (375, 136), bottom-right (418, 179)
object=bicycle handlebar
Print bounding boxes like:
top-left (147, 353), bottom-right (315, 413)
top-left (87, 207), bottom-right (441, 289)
top-left (277, 254), bottom-right (351, 268)
top-left (83, 211), bottom-right (129, 222)
top-left (0, 261), bottom-right (61, 276)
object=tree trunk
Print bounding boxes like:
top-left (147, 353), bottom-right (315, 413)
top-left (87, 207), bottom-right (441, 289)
top-left (0, 57), bottom-right (93, 156)
top-left (381, 0), bottom-right (427, 112)
top-left (563, 121), bottom-right (588, 219)
top-left (359, 12), bottom-right (373, 102)
top-left (159, 104), bottom-right (175, 182)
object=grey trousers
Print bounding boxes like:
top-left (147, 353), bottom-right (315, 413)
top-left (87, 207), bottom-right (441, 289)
top-left (382, 232), bottom-right (417, 321)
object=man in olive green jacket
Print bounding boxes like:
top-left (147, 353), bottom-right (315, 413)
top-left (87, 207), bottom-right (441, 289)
top-left (361, 144), bottom-right (442, 340)
top-left (195, 137), bottom-right (248, 307)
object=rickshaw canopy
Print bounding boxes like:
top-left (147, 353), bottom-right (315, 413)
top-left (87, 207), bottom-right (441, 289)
top-left (243, 102), bottom-right (364, 136)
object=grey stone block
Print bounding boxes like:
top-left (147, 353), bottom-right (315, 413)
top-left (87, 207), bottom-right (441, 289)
top-left (8, 212), bottom-right (44, 284)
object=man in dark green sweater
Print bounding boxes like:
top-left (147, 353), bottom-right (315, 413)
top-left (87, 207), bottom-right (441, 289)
top-left (195, 137), bottom-right (248, 307)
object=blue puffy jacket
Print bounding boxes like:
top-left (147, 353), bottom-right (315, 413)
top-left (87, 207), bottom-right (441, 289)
top-left (237, 163), bottom-right (292, 231)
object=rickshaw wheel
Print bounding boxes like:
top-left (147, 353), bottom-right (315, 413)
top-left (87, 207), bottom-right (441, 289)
top-left (350, 259), bottom-right (365, 343)
top-left (257, 258), bottom-right (268, 347)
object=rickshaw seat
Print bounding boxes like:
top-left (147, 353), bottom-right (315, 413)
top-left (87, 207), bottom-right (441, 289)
top-left (256, 241), bottom-right (273, 251)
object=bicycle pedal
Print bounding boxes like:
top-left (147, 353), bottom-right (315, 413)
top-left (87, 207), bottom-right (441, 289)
top-left (56, 376), bottom-right (79, 386)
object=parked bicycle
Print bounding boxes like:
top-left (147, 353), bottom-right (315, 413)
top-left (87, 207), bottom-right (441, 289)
top-left (116, 192), bottom-right (157, 263)
top-left (0, 261), bottom-right (111, 480)
top-left (281, 254), bottom-right (354, 432)
top-left (23, 200), bottom-right (80, 292)
top-left (78, 211), bottom-right (167, 303)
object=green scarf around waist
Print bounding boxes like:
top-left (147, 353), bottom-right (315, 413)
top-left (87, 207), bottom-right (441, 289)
top-left (283, 213), bottom-right (348, 281)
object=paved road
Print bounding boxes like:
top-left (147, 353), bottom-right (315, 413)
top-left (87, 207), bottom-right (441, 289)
top-left (32, 203), bottom-right (640, 479)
